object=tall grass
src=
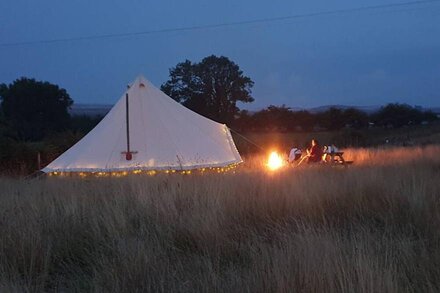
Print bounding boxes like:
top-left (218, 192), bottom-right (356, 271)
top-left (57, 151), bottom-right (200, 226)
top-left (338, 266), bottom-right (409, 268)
top-left (1, 146), bottom-right (440, 292)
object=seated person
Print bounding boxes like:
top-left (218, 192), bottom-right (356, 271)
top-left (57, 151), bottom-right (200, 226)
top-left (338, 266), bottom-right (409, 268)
top-left (306, 139), bottom-right (323, 163)
top-left (323, 144), bottom-right (339, 161)
top-left (288, 146), bottom-right (302, 163)
top-left (325, 144), bottom-right (339, 154)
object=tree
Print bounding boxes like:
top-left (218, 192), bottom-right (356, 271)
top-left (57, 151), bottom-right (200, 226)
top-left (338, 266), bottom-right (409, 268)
top-left (70, 114), bottom-right (104, 134)
top-left (252, 105), bottom-right (293, 131)
top-left (342, 108), bottom-right (369, 129)
top-left (317, 107), bottom-right (346, 130)
top-left (373, 103), bottom-right (426, 127)
top-left (161, 55), bottom-right (254, 123)
top-left (232, 110), bottom-right (254, 131)
top-left (0, 77), bottom-right (73, 141)
top-left (291, 110), bottom-right (316, 132)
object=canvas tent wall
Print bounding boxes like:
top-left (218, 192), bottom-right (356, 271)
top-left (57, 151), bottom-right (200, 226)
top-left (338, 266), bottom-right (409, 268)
top-left (42, 76), bottom-right (242, 173)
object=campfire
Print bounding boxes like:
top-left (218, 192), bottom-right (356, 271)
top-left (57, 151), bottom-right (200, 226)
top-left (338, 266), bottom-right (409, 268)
top-left (267, 151), bottom-right (284, 171)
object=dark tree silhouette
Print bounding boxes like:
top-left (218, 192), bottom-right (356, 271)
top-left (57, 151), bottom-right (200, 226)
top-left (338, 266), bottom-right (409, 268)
top-left (161, 55), bottom-right (254, 123)
top-left (0, 77), bottom-right (73, 141)
top-left (372, 103), bottom-right (434, 127)
top-left (291, 110), bottom-right (316, 131)
top-left (317, 107), bottom-right (346, 130)
top-left (343, 108), bottom-right (369, 129)
top-left (251, 105), bottom-right (293, 131)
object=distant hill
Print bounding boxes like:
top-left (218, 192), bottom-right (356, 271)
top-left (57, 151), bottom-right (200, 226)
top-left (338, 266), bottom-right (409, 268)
top-left (430, 107), bottom-right (440, 114)
top-left (70, 103), bottom-right (440, 117)
top-left (253, 105), bottom-right (440, 114)
top-left (306, 105), bottom-right (382, 114)
top-left (69, 104), bottom-right (112, 117)
top-left (306, 105), bottom-right (440, 114)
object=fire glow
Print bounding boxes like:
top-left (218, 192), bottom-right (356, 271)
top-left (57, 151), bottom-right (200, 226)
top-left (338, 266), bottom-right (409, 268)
top-left (267, 151), bottom-right (284, 171)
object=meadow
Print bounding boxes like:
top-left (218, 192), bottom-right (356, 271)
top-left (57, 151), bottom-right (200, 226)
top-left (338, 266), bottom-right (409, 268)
top-left (0, 146), bottom-right (440, 292)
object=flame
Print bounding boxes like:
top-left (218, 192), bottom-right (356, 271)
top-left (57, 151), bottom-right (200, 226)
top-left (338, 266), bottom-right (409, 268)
top-left (267, 151), bottom-right (284, 170)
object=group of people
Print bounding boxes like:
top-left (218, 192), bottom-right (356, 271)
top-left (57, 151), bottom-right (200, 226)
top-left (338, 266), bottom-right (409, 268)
top-left (288, 139), bottom-right (339, 164)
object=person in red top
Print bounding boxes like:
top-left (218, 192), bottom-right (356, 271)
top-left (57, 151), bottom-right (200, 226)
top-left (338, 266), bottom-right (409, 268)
top-left (307, 139), bottom-right (323, 163)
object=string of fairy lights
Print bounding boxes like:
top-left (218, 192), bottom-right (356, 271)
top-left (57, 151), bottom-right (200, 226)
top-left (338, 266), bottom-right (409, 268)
top-left (48, 164), bottom-right (240, 177)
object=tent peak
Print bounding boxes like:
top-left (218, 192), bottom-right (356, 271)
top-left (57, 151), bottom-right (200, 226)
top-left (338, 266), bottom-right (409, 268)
top-left (127, 75), bottom-right (155, 90)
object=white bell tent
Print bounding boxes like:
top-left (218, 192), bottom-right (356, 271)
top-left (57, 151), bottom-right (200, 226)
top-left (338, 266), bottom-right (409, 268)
top-left (42, 76), bottom-right (242, 173)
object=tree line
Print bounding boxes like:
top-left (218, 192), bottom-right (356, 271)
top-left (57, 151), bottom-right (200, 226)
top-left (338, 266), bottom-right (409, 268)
top-left (232, 104), bottom-right (438, 133)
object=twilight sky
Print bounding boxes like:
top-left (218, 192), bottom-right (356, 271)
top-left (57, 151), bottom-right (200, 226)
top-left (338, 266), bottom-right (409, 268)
top-left (1, 0), bottom-right (439, 110)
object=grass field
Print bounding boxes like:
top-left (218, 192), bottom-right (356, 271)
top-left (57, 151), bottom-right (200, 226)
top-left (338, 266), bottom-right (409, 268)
top-left (1, 146), bottom-right (440, 292)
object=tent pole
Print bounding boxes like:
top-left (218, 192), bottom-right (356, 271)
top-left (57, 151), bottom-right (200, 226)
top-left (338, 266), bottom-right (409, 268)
top-left (124, 91), bottom-right (134, 160)
top-left (122, 86), bottom-right (137, 161)
top-left (126, 92), bottom-right (130, 155)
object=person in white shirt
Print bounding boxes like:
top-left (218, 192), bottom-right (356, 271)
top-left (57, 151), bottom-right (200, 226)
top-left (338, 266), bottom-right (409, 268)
top-left (323, 144), bottom-right (339, 162)
top-left (288, 146), bottom-right (302, 163)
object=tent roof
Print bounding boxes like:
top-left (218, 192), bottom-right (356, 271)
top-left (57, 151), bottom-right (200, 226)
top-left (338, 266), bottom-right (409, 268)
top-left (42, 76), bottom-right (242, 173)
